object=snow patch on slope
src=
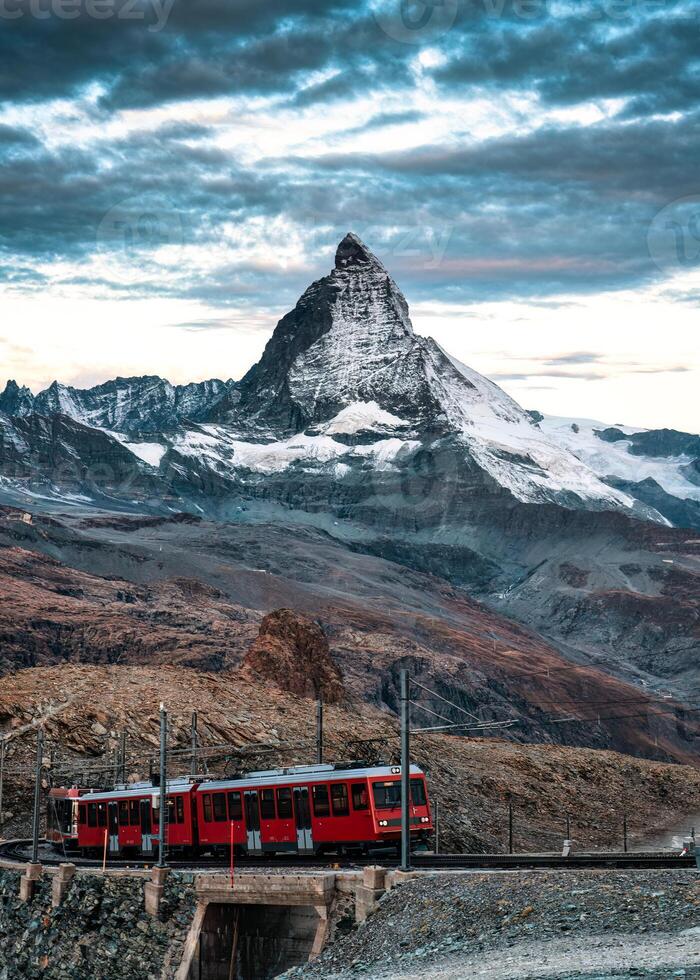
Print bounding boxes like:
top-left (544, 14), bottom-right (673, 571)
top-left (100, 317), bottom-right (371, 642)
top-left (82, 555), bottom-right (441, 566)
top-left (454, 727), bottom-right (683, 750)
top-left (172, 425), bottom-right (420, 476)
top-left (424, 342), bottom-right (637, 509)
top-left (122, 442), bottom-right (167, 468)
top-left (540, 416), bottom-right (700, 503)
top-left (322, 401), bottom-right (410, 435)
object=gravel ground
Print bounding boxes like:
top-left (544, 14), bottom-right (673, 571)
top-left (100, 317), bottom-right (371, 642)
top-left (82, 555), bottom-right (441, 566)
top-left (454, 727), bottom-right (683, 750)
top-left (285, 870), bottom-right (700, 980)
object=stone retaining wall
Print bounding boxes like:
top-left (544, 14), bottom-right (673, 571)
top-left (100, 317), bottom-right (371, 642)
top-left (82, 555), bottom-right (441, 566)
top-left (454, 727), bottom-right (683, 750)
top-left (0, 868), bottom-right (196, 979)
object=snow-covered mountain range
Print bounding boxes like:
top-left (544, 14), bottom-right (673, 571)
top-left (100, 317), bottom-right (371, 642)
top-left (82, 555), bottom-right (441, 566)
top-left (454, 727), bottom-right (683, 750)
top-left (3, 233), bottom-right (696, 529)
top-left (0, 376), bottom-right (232, 433)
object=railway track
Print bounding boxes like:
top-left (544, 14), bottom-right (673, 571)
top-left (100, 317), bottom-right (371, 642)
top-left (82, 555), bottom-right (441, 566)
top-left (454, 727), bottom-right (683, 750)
top-left (0, 839), bottom-right (695, 872)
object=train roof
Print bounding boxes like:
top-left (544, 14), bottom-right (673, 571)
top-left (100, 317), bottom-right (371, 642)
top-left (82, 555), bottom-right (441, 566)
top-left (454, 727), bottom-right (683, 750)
top-left (48, 786), bottom-right (92, 798)
top-left (201, 763), bottom-right (425, 792)
top-left (79, 764), bottom-right (425, 801)
top-left (81, 779), bottom-right (195, 802)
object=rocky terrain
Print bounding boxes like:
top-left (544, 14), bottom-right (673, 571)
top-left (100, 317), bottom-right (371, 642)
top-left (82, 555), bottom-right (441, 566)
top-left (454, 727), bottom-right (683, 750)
top-left (0, 507), bottom-right (697, 764)
top-left (242, 608), bottom-right (345, 703)
top-left (288, 870), bottom-right (700, 980)
top-left (0, 868), bottom-right (194, 979)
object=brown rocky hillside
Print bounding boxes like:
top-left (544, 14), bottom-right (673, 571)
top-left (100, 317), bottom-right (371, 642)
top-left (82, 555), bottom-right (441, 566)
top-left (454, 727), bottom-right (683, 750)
top-left (0, 512), bottom-right (698, 765)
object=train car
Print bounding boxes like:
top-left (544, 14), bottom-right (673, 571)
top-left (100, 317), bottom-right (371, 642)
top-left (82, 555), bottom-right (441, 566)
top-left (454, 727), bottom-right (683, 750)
top-left (70, 762), bottom-right (432, 859)
top-left (77, 779), bottom-right (199, 859)
top-left (47, 787), bottom-right (92, 852)
top-left (195, 762), bottom-right (432, 857)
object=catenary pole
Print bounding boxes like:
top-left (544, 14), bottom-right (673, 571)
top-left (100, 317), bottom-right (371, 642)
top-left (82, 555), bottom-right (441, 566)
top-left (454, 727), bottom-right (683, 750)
top-left (157, 703), bottom-right (167, 868)
top-left (31, 729), bottom-right (43, 864)
top-left (190, 711), bottom-right (198, 775)
top-left (119, 732), bottom-right (127, 785)
top-left (316, 699), bottom-right (324, 765)
top-left (400, 669), bottom-right (411, 872)
top-left (509, 804), bottom-right (514, 855)
top-left (0, 738), bottom-right (5, 830)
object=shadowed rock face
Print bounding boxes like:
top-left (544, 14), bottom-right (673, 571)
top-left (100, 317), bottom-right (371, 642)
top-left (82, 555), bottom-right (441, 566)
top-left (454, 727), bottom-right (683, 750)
top-left (243, 608), bottom-right (344, 703)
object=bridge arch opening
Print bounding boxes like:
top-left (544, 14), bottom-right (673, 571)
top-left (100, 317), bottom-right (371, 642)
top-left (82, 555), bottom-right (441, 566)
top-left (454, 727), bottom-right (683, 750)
top-left (186, 901), bottom-right (325, 980)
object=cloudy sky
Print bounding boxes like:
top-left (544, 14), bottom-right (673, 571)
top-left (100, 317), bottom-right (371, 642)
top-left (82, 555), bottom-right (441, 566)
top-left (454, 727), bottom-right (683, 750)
top-left (0, 0), bottom-right (698, 430)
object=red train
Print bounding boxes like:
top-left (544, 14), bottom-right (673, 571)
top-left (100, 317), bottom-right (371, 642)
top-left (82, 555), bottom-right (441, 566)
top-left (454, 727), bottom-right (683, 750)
top-left (46, 786), bottom-right (94, 851)
top-left (53, 762), bottom-right (432, 859)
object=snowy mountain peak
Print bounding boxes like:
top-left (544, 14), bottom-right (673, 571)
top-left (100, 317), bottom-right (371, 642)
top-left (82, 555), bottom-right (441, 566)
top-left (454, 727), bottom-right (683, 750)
top-left (335, 232), bottom-right (386, 271)
top-left (0, 380), bottom-right (35, 417)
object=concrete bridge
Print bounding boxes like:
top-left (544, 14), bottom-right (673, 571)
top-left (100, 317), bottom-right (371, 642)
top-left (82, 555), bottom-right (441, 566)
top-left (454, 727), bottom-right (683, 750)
top-left (1, 851), bottom-right (399, 978)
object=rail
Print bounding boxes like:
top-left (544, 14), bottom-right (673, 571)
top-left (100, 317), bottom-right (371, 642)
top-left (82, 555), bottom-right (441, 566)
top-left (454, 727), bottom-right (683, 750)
top-left (0, 839), bottom-right (695, 872)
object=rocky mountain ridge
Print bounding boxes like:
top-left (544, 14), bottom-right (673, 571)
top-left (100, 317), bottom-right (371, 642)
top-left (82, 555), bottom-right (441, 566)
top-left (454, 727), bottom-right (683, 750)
top-left (1, 235), bottom-right (697, 529)
top-left (0, 375), bottom-right (233, 433)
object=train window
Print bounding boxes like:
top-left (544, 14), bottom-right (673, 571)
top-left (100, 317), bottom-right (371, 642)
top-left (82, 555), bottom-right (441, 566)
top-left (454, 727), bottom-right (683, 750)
top-left (260, 789), bottom-right (276, 820)
top-left (411, 779), bottom-right (427, 806)
top-left (167, 797), bottom-right (177, 824)
top-left (312, 784), bottom-right (330, 817)
top-left (351, 783), bottom-right (369, 811)
top-left (227, 792), bottom-right (242, 821)
top-left (213, 793), bottom-right (227, 822)
top-left (202, 794), bottom-right (212, 823)
top-left (276, 788), bottom-right (293, 819)
top-left (130, 800), bottom-right (140, 826)
top-left (119, 801), bottom-right (129, 826)
top-left (176, 796), bottom-right (185, 824)
top-left (373, 782), bottom-right (402, 809)
top-left (331, 784), bottom-right (349, 817)
top-left (78, 804), bottom-right (86, 826)
top-left (97, 803), bottom-right (107, 828)
top-left (88, 803), bottom-right (97, 827)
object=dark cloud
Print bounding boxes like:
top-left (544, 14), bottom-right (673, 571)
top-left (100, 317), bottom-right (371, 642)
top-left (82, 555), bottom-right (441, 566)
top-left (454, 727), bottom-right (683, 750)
top-left (0, 124), bottom-right (38, 145)
top-left (305, 111), bottom-right (700, 199)
top-left (0, 0), bottom-right (699, 312)
top-left (336, 109), bottom-right (426, 137)
top-left (434, 3), bottom-right (700, 117)
top-left (0, 0), bottom-right (399, 108)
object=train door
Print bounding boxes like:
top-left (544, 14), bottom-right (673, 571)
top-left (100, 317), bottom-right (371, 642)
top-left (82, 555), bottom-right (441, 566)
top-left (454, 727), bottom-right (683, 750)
top-left (140, 799), bottom-right (155, 856)
top-left (190, 792), bottom-right (199, 849)
top-left (108, 802), bottom-right (120, 854)
top-left (71, 800), bottom-right (80, 840)
top-left (293, 787), bottom-right (314, 854)
top-left (244, 791), bottom-right (262, 854)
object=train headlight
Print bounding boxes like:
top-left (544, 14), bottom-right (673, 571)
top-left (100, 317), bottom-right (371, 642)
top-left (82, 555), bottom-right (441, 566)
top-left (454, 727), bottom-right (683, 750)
top-left (421, 817), bottom-right (429, 823)
top-left (379, 820), bottom-right (388, 827)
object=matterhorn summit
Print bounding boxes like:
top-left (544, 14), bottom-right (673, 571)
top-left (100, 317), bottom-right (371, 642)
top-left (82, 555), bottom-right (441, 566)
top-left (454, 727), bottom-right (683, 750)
top-left (201, 234), bottom-right (643, 514)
